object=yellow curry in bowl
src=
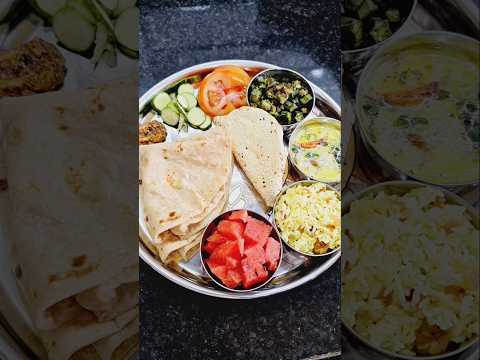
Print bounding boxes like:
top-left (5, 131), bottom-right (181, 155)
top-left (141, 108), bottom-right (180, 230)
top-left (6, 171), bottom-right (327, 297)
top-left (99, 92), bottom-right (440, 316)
top-left (358, 33), bottom-right (480, 185)
top-left (289, 118), bottom-right (341, 183)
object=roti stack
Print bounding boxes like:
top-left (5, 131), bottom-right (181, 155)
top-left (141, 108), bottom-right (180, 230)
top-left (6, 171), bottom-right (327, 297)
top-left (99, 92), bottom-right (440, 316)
top-left (1, 79), bottom-right (139, 359)
top-left (139, 126), bottom-right (233, 263)
top-left (214, 106), bottom-right (288, 207)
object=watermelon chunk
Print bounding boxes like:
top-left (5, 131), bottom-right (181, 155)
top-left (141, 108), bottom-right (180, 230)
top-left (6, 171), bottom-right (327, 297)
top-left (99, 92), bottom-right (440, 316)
top-left (206, 260), bottom-right (227, 281)
top-left (228, 210), bottom-right (249, 223)
top-left (240, 258), bottom-right (269, 289)
top-left (203, 231), bottom-right (229, 254)
top-left (225, 256), bottom-right (240, 269)
top-left (217, 220), bottom-right (245, 241)
top-left (265, 237), bottom-right (281, 272)
top-left (244, 244), bottom-right (266, 264)
top-left (210, 240), bottom-right (242, 264)
top-left (244, 217), bottom-right (272, 247)
top-left (225, 269), bottom-right (242, 288)
top-left (206, 259), bottom-right (242, 289)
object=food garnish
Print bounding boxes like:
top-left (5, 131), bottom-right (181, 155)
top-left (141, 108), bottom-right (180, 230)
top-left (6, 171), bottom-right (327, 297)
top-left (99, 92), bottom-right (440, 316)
top-left (139, 120), bottom-right (167, 145)
top-left (248, 72), bottom-right (313, 125)
top-left (274, 182), bottom-right (340, 255)
top-left (198, 66), bottom-right (250, 116)
top-left (203, 211), bottom-right (281, 289)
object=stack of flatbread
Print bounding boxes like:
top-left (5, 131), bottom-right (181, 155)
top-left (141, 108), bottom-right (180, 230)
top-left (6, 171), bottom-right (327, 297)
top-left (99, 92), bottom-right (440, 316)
top-left (139, 126), bottom-right (233, 264)
top-left (0, 79), bottom-right (139, 359)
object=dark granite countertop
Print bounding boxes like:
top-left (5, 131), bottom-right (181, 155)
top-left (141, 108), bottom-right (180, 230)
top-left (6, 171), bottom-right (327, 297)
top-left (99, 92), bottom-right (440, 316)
top-left (139, 1), bottom-right (341, 359)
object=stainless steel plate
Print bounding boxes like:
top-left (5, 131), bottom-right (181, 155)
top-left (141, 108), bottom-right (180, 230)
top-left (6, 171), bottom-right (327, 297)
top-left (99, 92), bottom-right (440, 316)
top-left (139, 60), bottom-right (341, 299)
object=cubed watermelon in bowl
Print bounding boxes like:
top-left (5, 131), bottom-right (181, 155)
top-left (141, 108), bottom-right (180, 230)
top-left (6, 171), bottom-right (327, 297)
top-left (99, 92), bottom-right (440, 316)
top-left (200, 209), bottom-right (283, 292)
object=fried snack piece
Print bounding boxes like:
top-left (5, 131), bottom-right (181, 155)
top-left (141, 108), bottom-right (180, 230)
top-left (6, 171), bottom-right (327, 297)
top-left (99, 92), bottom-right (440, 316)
top-left (0, 37), bottom-right (66, 97)
top-left (139, 120), bottom-right (167, 144)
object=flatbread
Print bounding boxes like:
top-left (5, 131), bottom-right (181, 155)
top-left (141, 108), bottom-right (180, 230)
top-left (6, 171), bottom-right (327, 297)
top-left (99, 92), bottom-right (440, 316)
top-left (0, 79), bottom-right (138, 358)
top-left (214, 107), bottom-right (287, 207)
top-left (139, 126), bottom-right (232, 263)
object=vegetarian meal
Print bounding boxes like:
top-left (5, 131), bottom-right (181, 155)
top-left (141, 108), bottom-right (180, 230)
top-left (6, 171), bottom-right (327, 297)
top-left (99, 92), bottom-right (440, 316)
top-left (30, 0), bottom-right (138, 64)
top-left (214, 107), bottom-right (288, 207)
top-left (139, 127), bottom-right (233, 264)
top-left (248, 70), bottom-right (314, 126)
top-left (358, 35), bottom-right (480, 185)
top-left (0, 38), bottom-right (66, 97)
top-left (274, 182), bottom-right (340, 255)
top-left (342, 185), bottom-right (479, 357)
top-left (202, 210), bottom-right (281, 290)
top-left (139, 120), bottom-right (167, 144)
top-left (341, 0), bottom-right (413, 50)
top-left (290, 118), bottom-right (341, 183)
top-left (2, 79), bottom-right (139, 359)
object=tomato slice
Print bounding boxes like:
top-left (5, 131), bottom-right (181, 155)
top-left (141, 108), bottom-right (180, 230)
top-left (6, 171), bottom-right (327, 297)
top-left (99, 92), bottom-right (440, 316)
top-left (198, 67), bottom-right (250, 116)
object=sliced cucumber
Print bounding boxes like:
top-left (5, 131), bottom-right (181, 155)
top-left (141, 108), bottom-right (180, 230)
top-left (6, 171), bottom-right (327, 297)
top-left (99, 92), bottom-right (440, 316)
top-left (151, 92), bottom-right (171, 112)
top-left (161, 108), bottom-right (180, 128)
top-left (177, 93), bottom-right (197, 110)
top-left (67, 0), bottom-right (96, 23)
top-left (176, 94), bottom-right (189, 110)
top-left (198, 116), bottom-right (212, 130)
top-left (53, 8), bottom-right (95, 52)
top-left (91, 22), bottom-right (109, 64)
top-left (164, 75), bottom-right (202, 93)
top-left (33, 0), bottom-right (66, 18)
top-left (115, 6), bottom-right (138, 52)
top-left (169, 93), bottom-right (176, 101)
top-left (178, 83), bottom-right (195, 95)
top-left (98, 0), bottom-right (117, 14)
top-left (187, 107), bottom-right (206, 127)
top-left (86, 0), bottom-right (115, 34)
top-left (114, 0), bottom-right (136, 17)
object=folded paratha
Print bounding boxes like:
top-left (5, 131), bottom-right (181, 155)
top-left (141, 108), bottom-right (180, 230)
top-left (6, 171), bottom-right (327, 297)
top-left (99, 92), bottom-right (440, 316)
top-left (214, 107), bottom-right (288, 207)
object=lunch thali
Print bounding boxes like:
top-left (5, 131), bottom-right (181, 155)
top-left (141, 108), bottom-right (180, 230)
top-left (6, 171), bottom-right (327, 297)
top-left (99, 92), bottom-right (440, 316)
top-left (138, 60), bottom-right (342, 299)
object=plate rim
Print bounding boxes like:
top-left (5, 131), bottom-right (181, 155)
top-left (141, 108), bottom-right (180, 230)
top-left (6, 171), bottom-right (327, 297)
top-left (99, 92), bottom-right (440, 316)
top-left (138, 59), bottom-right (341, 299)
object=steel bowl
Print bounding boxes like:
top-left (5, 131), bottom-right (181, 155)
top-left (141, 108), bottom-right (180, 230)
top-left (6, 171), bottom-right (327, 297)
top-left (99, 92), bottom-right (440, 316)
top-left (342, 180), bottom-right (479, 360)
top-left (246, 68), bottom-right (316, 135)
top-left (355, 31), bottom-right (480, 189)
top-left (272, 180), bottom-right (341, 257)
top-left (342, 0), bottom-right (417, 75)
top-left (288, 117), bottom-right (341, 186)
top-left (199, 209), bottom-right (283, 293)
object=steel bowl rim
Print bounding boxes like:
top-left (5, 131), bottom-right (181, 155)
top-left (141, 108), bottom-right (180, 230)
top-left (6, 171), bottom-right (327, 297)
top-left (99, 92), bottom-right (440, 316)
top-left (342, 0), bottom-right (418, 55)
top-left (198, 209), bottom-right (283, 293)
top-left (341, 180), bottom-right (479, 359)
top-left (272, 180), bottom-right (341, 257)
top-left (355, 30), bottom-right (480, 187)
top-left (246, 67), bottom-right (316, 131)
top-left (139, 59), bottom-right (341, 299)
top-left (288, 117), bottom-right (341, 185)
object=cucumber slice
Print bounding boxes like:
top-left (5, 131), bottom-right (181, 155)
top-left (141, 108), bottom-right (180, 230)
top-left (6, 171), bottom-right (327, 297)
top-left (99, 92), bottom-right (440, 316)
top-left (86, 0), bottom-right (115, 34)
top-left (115, 6), bottom-right (138, 52)
top-left (91, 22), bottom-right (108, 64)
top-left (151, 92), bottom-right (171, 112)
top-left (176, 94), bottom-right (189, 110)
top-left (53, 8), bottom-right (95, 52)
top-left (187, 107), bottom-right (206, 127)
top-left (67, 0), bottom-right (95, 23)
top-left (198, 116), bottom-right (212, 130)
top-left (161, 108), bottom-right (180, 128)
top-left (98, 0), bottom-right (117, 14)
top-left (114, 0), bottom-right (136, 17)
top-left (165, 75), bottom-right (202, 93)
top-left (33, 0), bottom-right (66, 18)
top-left (178, 83), bottom-right (194, 95)
top-left (169, 93), bottom-right (176, 101)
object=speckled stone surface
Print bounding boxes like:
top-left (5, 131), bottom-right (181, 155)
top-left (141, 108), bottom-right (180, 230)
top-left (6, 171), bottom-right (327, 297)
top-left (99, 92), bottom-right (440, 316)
top-left (139, 1), bottom-right (341, 359)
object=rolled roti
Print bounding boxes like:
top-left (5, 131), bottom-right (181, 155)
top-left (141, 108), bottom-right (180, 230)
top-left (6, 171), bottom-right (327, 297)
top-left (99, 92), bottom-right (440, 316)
top-left (214, 107), bottom-right (287, 207)
top-left (1, 79), bottom-right (139, 358)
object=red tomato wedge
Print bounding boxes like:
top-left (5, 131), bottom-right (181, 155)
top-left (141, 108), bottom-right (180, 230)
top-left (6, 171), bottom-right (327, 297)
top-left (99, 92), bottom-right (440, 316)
top-left (198, 67), bottom-right (250, 116)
